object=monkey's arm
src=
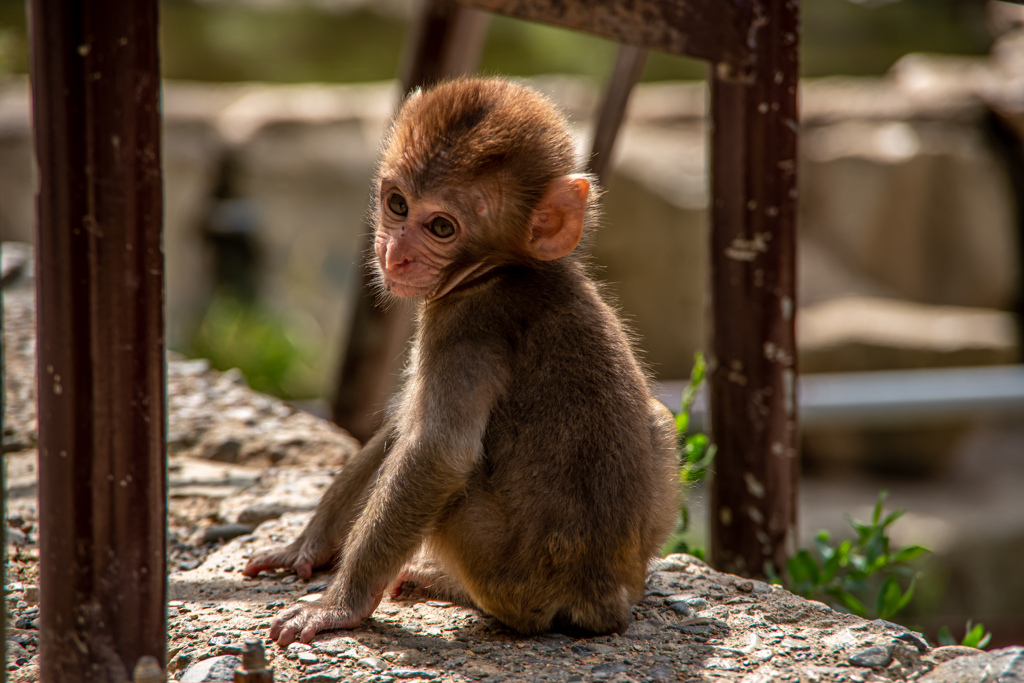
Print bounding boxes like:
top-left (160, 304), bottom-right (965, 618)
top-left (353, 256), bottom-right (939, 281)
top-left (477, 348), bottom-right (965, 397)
top-left (242, 421), bottom-right (394, 579)
top-left (269, 341), bottom-right (508, 645)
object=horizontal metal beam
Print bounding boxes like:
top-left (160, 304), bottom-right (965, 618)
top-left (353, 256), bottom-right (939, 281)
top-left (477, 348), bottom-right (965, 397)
top-left (457, 0), bottom-right (758, 67)
top-left (658, 365), bottom-right (1024, 432)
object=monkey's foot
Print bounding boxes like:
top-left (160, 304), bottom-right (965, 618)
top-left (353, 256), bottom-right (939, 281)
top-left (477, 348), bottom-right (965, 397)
top-left (389, 562), bottom-right (475, 607)
top-left (242, 540), bottom-right (335, 580)
top-left (269, 586), bottom-right (384, 646)
top-left (268, 603), bottom-right (364, 646)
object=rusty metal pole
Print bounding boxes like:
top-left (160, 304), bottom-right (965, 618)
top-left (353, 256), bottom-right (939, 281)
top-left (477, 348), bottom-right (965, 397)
top-left (28, 0), bottom-right (167, 680)
top-left (332, 0), bottom-right (489, 441)
top-left (588, 45), bottom-right (648, 185)
top-left (707, 0), bottom-right (800, 579)
top-left (1, 245), bottom-right (7, 683)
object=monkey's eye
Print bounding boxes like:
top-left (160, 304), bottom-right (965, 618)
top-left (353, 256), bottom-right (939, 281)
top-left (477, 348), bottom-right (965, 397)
top-left (387, 193), bottom-right (408, 216)
top-left (428, 216), bottom-right (456, 239)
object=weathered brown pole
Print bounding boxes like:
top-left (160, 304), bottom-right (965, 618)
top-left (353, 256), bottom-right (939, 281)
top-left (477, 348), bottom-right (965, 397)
top-left (707, 0), bottom-right (799, 578)
top-left (588, 45), bottom-right (648, 185)
top-left (333, 0), bottom-right (489, 441)
top-left (28, 0), bottom-right (167, 680)
top-left (1, 245), bottom-right (7, 682)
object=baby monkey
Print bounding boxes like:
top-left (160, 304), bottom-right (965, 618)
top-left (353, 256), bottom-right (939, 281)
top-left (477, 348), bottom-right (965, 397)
top-left (244, 77), bottom-right (680, 644)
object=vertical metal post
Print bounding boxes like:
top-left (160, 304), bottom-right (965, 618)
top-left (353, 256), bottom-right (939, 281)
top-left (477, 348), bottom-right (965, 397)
top-left (588, 45), bottom-right (648, 185)
top-left (707, 0), bottom-right (799, 578)
top-left (332, 0), bottom-right (489, 441)
top-left (1, 244), bottom-right (7, 683)
top-left (28, 0), bottom-right (167, 680)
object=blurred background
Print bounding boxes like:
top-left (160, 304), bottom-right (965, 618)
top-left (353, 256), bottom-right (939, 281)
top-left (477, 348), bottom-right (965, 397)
top-left (2, 0), bottom-right (1023, 649)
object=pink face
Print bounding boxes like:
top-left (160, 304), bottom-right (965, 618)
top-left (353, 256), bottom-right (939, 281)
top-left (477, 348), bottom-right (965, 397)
top-left (374, 179), bottom-right (464, 299)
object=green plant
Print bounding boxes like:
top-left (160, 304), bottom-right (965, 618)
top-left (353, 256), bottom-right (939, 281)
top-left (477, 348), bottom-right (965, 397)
top-left (938, 620), bottom-right (992, 649)
top-left (770, 491), bottom-right (928, 621)
top-left (187, 294), bottom-right (324, 400)
top-left (662, 353), bottom-right (716, 559)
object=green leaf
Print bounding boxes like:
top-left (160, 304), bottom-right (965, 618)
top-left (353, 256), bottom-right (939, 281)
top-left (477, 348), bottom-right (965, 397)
top-left (881, 508), bottom-right (905, 530)
top-left (674, 411), bottom-right (689, 435)
top-left (876, 575), bottom-right (903, 620)
top-left (961, 621), bottom-right (992, 649)
top-left (850, 520), bottom-right (873, 544)
top-left (813, 531), bottom-right (834, 560)
top-left (686, 433), bottom-right (708, 458)
top-left (786, 548), bottom-right (819, 585)
top-left (937, 626), bottom-right (956, 647)
top-left (893, 545), bottom-right (929, 564)
top-left (872, 490), bottom-right (890, 526)
top-left (828, 588), bottom-right (867, 617)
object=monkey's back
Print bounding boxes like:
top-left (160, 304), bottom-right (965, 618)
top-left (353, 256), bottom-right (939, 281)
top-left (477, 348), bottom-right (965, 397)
top-left (425, 260), bottom-right (679, 616)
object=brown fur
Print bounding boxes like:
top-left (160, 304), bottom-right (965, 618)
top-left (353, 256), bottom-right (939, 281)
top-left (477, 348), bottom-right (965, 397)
top-left (244, 77), bottom-right (679, 644)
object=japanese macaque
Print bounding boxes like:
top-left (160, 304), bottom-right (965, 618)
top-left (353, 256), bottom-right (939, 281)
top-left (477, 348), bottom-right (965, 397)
top-left (243, 77), bottom-right (679, 644)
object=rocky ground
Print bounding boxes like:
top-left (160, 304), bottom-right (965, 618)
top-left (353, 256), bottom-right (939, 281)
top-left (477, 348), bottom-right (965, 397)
top-left (3, 244), bottom-right (1023, 682)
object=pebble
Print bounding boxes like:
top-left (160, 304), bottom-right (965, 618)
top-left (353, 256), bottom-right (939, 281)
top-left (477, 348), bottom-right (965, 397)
top-left (8, 633), bottom-right (36, 648)
top-left (649, 554), bottom-right (708, 572)
top-left (358, 657), bottom-right (387, 671)
top-left (6, 642), bottom-right (31, 665)
top-left (645, 665), bottom-right (673, 680)
top-left (209, 437), bottom-right (243, 463)
top-left (300, 669), bottom-right (346, 683)
top-left (686, 598), bottom-right (710, 611)
top-left (5, 528), bottom-right (27, 546)
top-left (849, 644), bottom-right (894, 668)
top-left (179, 655), bottom-right (242, 683)
top-left (592, 662), bottom-right (628, 678)
top-left (203, 524), bottom-right (255, 544)
top-left (668, 601), bottom-right (692, 617)
top-left (208, 636), bottom-right (230, 647)
top-left (14, 617), bottom-right (36, 630)
top-left (298, 652), bottom-right (319, 664)
top-left (896, 631), bottom-right (931, 653)
top-left (238, 503), bottom-right (291, 526)
top-left (392, 669), bottom-right (437, 679)
top-left (383, 650), bottom-right (425, 665)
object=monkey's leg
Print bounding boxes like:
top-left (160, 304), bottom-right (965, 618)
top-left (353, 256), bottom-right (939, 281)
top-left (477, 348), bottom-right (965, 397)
top-left (243, 422), bottom-right (394, 579)
top-left (388, 543), bottom-right (476, 607)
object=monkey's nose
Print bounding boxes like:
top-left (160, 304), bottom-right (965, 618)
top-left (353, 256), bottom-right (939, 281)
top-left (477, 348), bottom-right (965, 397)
top-left (385, 243), bottom-right (413, 271)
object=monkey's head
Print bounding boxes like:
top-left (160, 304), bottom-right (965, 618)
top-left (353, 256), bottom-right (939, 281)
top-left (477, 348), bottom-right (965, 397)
top-left (372, 77), bottom-right (595, 300)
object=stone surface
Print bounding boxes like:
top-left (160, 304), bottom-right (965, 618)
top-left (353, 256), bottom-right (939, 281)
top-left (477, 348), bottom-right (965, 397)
top-left (1, 251), bottom-right (361, 469)
top-left (919, 646), bottom-right (1024, 683)
top-left (798, 296), bottom-right (1019, 374)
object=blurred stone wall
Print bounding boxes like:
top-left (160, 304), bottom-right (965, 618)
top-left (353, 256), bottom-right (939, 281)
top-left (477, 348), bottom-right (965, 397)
top-left (2, 35), bottom-right (1023, 393)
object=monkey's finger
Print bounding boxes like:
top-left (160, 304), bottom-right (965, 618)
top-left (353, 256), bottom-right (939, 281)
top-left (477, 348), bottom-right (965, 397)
top-left (242, 548), bottom-right (293, 577)
top-left (269, 605), bottom-right (304, 641)
top-left (275, 625), bottom-right (300, 647)
top-left (295, 559), bottom-right (313, 580)
top-left (300, 622), bottom-right (321, 643)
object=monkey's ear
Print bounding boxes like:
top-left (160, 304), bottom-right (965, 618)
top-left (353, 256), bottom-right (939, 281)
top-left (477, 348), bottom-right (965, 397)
top-left (527, 175), bottom-right (590, 261)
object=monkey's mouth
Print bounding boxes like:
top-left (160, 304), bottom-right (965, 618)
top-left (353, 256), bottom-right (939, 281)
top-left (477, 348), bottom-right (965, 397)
top-left (381, 274), bottom-right (433, 298)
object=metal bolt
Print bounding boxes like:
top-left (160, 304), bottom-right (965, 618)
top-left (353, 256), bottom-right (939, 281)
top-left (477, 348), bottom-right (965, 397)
top-left (235, 639), bottom-right (274, 682)
top-left (132, 655), bottom-right (165, 683)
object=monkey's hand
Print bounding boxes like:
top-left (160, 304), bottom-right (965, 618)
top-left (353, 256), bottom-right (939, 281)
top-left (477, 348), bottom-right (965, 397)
top-left (269, 587), bottom-right (383, 645)
top-left (242, 537), bottom-right (336, 580)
